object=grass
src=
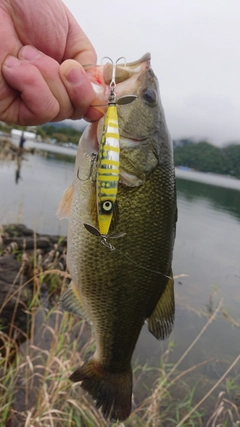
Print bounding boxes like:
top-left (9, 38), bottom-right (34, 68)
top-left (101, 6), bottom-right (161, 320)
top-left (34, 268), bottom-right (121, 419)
top-left (0, 258), bottom-right (240, 426)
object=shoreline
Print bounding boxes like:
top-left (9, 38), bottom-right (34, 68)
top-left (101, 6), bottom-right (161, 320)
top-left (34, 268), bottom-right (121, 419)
top-left (0, 223), bottom-right (68, 350)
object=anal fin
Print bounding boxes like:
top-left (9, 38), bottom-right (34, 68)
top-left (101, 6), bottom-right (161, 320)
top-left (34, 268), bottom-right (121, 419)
top-left (146, 271), bottom-right (175, 340)
top-left (60, 281), bottom-right (89, 321)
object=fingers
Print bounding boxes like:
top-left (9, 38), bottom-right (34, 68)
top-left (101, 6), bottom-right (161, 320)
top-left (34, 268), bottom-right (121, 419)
top-left (59, 59), bottom-right (102, 121)
top-left (0, 0), bottom-right (99, 125)
top-left (18, 45), bottom-right (97, 121)
top-left (2, 56), bottom-right (60, 125)
top-left (18, 46), bottom-right (74, 121)
top-left (2, 46), bottom-right (98, 125)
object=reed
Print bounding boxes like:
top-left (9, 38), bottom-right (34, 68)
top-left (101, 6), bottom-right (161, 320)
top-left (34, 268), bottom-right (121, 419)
top-left (0, 263), bottom-right (239, 426)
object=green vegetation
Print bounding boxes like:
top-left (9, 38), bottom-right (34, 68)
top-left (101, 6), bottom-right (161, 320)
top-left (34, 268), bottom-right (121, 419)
top-left (2, 120), bottom-right (239, 177)
top-left (0, 121), bottom-right (83, 145)
top-left (0, 122), bottom-right (25, 133)
top-left (222, 144), bottom-right (240, 179)
top-left (174, 140), bottom-right (240, 179)
top-left (41, 124), bottom-right (83, 145)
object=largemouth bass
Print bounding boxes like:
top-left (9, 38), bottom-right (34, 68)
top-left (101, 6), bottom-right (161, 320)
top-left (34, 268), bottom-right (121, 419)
top-left (57, 53), bottom-right (177, 422)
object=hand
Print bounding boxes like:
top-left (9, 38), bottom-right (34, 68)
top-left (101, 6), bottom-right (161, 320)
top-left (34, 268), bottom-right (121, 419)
top-left (0, 0), bottom-right (100, 125)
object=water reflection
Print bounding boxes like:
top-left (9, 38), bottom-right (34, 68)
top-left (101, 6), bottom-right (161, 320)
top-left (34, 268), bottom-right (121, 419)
top-left (176, 177), bottom-right (240, 222)
top-left (15, 155), bottom-right (22, 184)
top-left (43, 151), bottom-right (75, 163)
top-left (1, 152), bottom-right (240, 422)
top-left (0, 154), bottom-right (72, 235)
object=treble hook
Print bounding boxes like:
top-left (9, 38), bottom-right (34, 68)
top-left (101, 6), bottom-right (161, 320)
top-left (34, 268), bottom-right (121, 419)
top-left (103, 57), bottom-right (117, 103)
top-left (101, 57), bottom-right (128, 104)
top-left (77, 152), bottom-right (98, 182)
top-left (90, 57), bottom-right (137, 108)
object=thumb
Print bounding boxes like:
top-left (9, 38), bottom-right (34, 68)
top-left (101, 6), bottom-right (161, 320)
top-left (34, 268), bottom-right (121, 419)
top-left (59, 59), bottom-right (103, 122)
top-left (59, 59), bottom-right (94, 119)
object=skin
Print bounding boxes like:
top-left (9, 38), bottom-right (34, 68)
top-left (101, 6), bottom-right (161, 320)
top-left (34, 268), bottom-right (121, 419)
top-left (0, 0), bottom-right (102, 125)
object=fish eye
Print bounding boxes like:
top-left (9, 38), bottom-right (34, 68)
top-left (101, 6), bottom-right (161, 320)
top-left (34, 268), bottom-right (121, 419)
top-left (142, 88), bottom-right (157, 107)
top-left (101, 200), bottom-right (113, 213)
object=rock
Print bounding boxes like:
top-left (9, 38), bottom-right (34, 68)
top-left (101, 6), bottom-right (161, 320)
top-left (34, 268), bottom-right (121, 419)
top-left (0, 224), bottom-right (68, 355)
top-left (2, 224), bottom-right (34, 237)
top-left (0, 223), bottom-right (67, 253)
top-left (0, 254), bottom-right (32, 350)
top-left (0, 137), bottom-right (18, 160)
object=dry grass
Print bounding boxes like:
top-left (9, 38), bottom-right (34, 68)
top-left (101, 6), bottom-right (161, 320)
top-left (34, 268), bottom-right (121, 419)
top-left (0, 259), bottom-right (240, 426)
top-left (1, 305), bottom-right (106, 427)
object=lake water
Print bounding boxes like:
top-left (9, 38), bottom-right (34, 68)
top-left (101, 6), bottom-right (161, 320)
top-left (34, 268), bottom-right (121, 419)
top-left (0, 151), bottom-right (239, 399)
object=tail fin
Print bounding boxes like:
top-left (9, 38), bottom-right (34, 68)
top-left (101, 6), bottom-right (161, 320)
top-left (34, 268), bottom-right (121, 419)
top-left (69, 358), bottom-right (132, 422)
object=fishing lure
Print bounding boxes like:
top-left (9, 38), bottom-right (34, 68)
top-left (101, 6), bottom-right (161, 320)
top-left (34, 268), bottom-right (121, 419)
top-left (84, 57), bottom-right (136, 239)
top-left (97, 59), bottom-right (120, 236)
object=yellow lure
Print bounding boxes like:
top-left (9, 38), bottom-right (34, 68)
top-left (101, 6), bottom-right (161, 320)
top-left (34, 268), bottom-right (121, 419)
top-left (97, 104), bottom-right (120, 236)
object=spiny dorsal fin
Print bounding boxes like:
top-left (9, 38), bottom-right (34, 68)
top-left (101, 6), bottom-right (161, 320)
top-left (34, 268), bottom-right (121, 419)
top-left (56, 183), bottom-right (73, 219)
top-left (146, 271), bottom-right (175, 340)
top-left (60, 280), bottom-right (89, 322)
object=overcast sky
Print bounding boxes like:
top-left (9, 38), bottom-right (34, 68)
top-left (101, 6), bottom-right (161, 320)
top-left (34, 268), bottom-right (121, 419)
top-left (63, 0), bottom-right (240, 146)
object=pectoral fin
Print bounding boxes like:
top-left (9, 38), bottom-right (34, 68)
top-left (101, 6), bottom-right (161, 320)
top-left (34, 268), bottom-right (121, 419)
top-left (56, 183), bottom-right (73, 219)
top-left (146, 272), bottom-right (175, 340)
top-left (60, 280), bottom-right (89, 321)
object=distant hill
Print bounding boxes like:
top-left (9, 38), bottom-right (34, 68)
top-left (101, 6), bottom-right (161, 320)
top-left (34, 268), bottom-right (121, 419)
top-left (43, 119), bottom-right (87, 132)
top-left (40, 122), bottom-right (84, 145)
top-left (174, 140), bottom-right (240, 179)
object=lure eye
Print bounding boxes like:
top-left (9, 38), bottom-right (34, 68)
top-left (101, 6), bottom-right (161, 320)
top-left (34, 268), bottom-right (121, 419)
top-left (142, 88), bottom-right (157, 107)
top-left (101, 200), bottom-right (113, 214)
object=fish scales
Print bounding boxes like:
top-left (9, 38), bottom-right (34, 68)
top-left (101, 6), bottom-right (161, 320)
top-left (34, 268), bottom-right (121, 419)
top-left (58, 53), bottom-right (177, 422)
top-left (80, 169), bottom-right (175, 362)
